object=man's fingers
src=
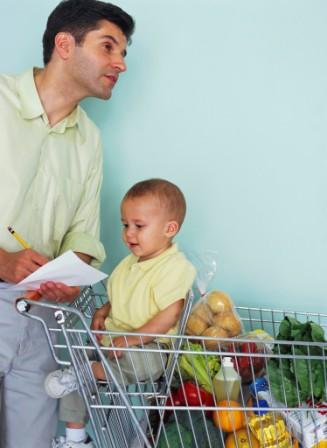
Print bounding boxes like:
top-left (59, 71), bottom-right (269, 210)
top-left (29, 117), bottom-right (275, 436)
top-left (25, 249), bottom-right (49, 266)
top-left (39, 282), bottom-right (80, 302)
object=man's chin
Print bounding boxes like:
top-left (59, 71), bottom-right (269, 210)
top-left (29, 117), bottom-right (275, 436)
top-left (101, 92), bottom-right (112, 100)
top-left (94, 89), bottom-right (112, 100)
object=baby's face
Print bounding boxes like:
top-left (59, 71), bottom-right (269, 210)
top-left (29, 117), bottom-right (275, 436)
top-left (120, 195), bottom-right (173, 261)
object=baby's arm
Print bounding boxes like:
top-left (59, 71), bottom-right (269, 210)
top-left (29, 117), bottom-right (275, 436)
top-left (110, 299), bottom-right (184, 358)
top-left (91, 302), bottom-right (111, 342)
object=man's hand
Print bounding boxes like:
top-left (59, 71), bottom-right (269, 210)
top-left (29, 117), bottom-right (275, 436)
top-left (38, 282), bottom-right (80, 303)
top-left (39, 252), bottom-right (92, 303)
top-left (0, 248), bottom-right (48, 283)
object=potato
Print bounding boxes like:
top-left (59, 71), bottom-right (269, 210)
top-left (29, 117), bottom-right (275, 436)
top-left (202, 326), bottom-right (229, 350)
top-left (212, 311), bottom-right (232, 327)
top-left (192, 303), bottom-right (213, 324)
top-left (185, 314), bottom-right (208, 335)
top-left (214, 311), bottom-right (242, 336)
top-left (206, 290), bottom-right (233, 314)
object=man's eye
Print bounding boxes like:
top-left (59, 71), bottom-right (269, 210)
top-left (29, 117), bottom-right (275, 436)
top-left (105, 43), bottom-right (113, 52)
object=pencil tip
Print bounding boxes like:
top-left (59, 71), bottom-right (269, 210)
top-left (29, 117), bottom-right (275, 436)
top-left (7, 226), bottom-right (14, 233)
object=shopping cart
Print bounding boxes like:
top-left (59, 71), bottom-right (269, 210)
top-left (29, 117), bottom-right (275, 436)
top-left (16, 289), bottom-right (327, 448)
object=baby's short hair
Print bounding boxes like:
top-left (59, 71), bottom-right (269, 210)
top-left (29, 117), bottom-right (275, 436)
top-left (123, 178), bottom-right (187, 226)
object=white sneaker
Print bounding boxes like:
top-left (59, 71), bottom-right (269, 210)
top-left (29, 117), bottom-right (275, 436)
top-left (52, 436), bottom-right (95, 448)
top-left (45, 366), bottom-right (78, 398)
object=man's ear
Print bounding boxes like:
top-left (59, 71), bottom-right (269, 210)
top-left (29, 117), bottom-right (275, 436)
top-left (54, 32), bottom-right (75, 60)
top-left (166, 221), bottom-right (179, 238)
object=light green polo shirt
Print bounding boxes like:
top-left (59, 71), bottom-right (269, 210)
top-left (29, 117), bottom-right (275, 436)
top-left (0, 68), bottom-right (105, 266)
top-left (103, 244), bottom-right (196, 341)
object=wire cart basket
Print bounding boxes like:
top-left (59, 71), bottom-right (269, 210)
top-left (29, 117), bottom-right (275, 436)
top-left (15, 287), bottom-right (327, 448)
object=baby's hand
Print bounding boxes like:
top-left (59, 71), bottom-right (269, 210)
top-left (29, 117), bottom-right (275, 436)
top-left (108, 335), bottom-right (139, 360)
top-left (91, 312), bottom-right (106, 343)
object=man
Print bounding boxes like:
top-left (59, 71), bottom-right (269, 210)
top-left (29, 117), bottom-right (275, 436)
top-left (0, 1), bottom-right (134, 447)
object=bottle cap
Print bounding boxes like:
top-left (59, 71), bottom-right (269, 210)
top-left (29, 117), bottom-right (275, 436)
top-left (222, 357), bottom-right (233, 367)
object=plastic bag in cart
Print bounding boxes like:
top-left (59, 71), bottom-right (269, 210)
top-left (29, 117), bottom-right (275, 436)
top-left (185, 250), bottom-right (243, 350)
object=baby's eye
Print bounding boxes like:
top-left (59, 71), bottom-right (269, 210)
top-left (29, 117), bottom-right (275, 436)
top-left (136, 224), bottom-right (144, 229)
top-left (122, 223), bottom-right (128, 228)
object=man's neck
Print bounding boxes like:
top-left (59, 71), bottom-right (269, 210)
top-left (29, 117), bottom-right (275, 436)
top-left (34, 66), bottom-right (81, 127)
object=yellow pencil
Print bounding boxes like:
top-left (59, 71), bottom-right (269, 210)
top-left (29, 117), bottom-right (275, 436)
top-left (7, 226), bottom-right (42, 301)
top-left (7, 226), bottom-right (30, 249)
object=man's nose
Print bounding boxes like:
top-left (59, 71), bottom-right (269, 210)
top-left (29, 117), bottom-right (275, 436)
top-left (112, 55), bottom-right (127, 73)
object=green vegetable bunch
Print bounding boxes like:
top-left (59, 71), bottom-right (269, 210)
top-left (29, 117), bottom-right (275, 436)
top-left (178, 342), bottom-right (220, 393)
top-left (267, 316), bottom-right (326, 407)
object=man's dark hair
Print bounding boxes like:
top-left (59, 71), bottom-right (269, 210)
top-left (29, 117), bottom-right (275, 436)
top-left (42, 0), bottom-right (135, 65)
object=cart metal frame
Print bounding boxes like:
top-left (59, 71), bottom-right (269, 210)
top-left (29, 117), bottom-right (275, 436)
top-left (15, 288), bottom-right (327, 448)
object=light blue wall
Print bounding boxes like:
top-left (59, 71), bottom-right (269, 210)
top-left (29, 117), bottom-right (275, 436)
top-left (1, 1), bottom-right (327, 313)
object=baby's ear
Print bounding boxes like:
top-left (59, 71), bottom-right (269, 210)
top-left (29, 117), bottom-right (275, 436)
top-left (166, 221), bottom-right (179, 237)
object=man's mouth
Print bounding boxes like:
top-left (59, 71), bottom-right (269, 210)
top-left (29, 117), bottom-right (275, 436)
top-left (105, 74), bottom-right (118, 85)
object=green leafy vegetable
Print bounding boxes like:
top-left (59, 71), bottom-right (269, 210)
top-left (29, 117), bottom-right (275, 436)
top-left (178, 342), bottom-right (220, 393)
top-left (268, 316), bottom-right (326, 406)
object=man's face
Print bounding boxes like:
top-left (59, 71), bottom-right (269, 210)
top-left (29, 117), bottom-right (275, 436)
top-left (69, 20), bottom-right (128, 100)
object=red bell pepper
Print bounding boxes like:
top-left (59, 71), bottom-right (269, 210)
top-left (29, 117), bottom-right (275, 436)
top-left (177, 381), bottom-right (214, 407)
top-left (164, 388), bottom-right (183, 421)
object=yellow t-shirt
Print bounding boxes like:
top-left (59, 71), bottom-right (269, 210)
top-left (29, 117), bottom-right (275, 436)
top-left (0, 68), bottom-right (105, 267)
top-left (103, 244), bottom-right (196, 342)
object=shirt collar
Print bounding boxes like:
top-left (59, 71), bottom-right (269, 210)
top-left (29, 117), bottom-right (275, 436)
top-left (16, 68), bottom-right (83, 136)
top-left (130, 243), bottom-right (178, 272)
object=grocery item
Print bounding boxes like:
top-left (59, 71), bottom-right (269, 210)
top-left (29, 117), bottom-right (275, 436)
top-left (178, 341), bottom-right (220, 392)
top-left (212, 400), bottom-right (245, 432)
top-left (246, 329), bottom-right (274, 351)
top-left (157, 421), bottom-right (192, 448)
top-left (161, 410), bottom-right (225, 448)
top-left (267, 316), bottom-right (326, 407)
top-left (177, 381), bottom-right (214, 407)
top-left (225, 428), bottom-right (260, 448)
top-left (228, 341), bottom-right (265, 383)
top-left (248, 377), bottom-right (325, 448)
top-left (185, 290), bottom-right (243, 348)
top-left (264, 394), bottom-right (327, 448)
top-left (249, 408), bottom-right (293, 447)
top-left (213, 357), bottom-right (241, 402)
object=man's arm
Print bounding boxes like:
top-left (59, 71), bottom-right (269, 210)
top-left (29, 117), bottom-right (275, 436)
top-left (58, 138), bottom-right (105, 269)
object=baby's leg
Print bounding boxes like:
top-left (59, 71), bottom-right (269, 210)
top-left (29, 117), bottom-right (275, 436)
top-left (91, 361), bottom-right (106, 380)
top-left (59, 392), bottom-right (87, 443)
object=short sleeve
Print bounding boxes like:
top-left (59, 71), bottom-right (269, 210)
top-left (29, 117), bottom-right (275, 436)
top-left (152, 258), bottom-right (196, 310)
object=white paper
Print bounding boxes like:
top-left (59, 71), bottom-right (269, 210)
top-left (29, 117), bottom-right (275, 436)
top-left (3, 250), bottom-right (107, 291)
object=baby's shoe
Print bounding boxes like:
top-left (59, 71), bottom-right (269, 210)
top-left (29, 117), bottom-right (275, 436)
top-left (45, 366), bottom-right (78, 398)
top-left (52, 435), bottom-right (94, 448)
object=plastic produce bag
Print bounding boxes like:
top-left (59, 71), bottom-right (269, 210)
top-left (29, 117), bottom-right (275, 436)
top-left (186, 290), bottom-right (243, 349)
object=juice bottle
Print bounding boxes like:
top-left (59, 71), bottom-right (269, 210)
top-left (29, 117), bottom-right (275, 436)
top-left (213, 356), bottom-right (241, 402)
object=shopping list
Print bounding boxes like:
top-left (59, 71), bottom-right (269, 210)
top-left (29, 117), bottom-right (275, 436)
top-left (1, 250), bottom-right (107, 291)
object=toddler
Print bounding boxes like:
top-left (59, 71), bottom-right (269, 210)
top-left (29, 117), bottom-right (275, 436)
top-left (45, 178), bottom-right (196, 447)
